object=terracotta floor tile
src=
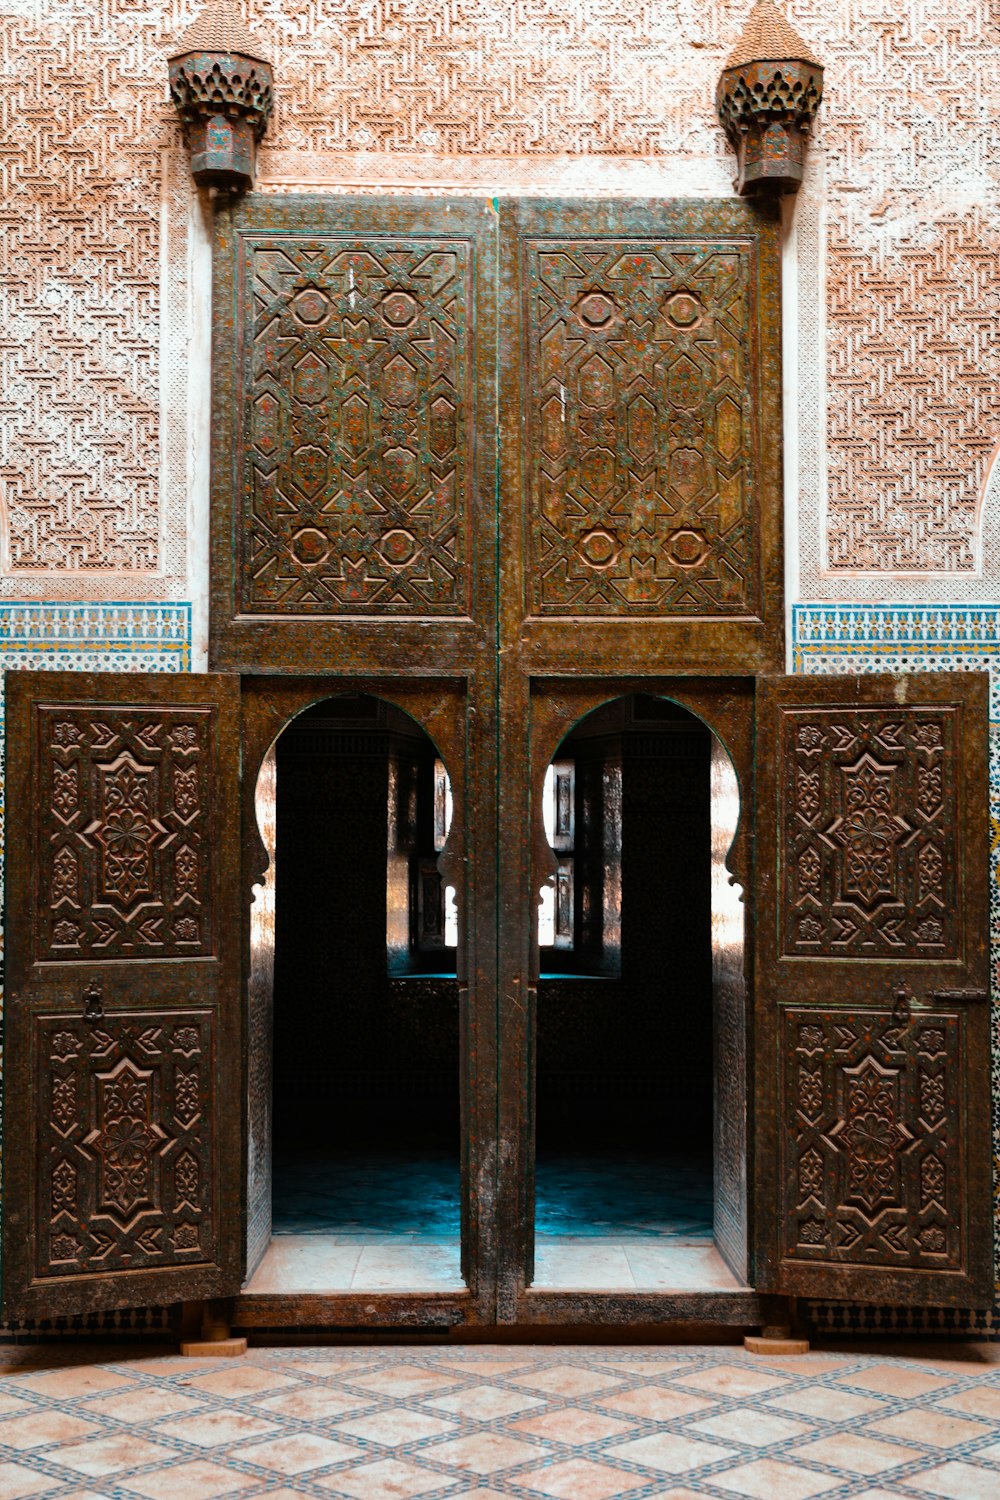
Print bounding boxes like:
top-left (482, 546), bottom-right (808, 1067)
top-left (118, 1458), bottom-right (252, 1500)
top-left (427, 1386), bottom-right (546, 1420)
top-left (51, 1490), bottom-right (119, 1500)
top-left (128, 1359), bottom-right (215, 1376)
top-left (0, 1397), bottom-right (32, 1417)
top-left (421, 1432), bottom-right (544, 1474)
top-left (766, 1388), bottom-right (887, 1421)
top-left (598, 1386), bottom-right (713, 1420)
top-left (517, 1456), bottom-right (648, 1499)
top-left (636, 1491), bottom-right (703, 1500)
top-left (182, 1366), bottom-right (299, 1398)
top-left (0, 1463), bottom-right (62, 1499)
top-left (866, 1408), bottom-right (991, 1446)
top-left (335, 1410), bottom-right (457, 1446)
top-left (0, 1410), bottom-right (98, 1449)
top-left (596, 1358), bottom-right (685, 1374)
top-left (347, 1369), bottom-right (461, 1398)
top-left (709, 1458), bottom-right (843, 1499)
top-left (899, 1460), bottom-right (1000, 1500)
top-left (14, 1367), bottom-right (132, 1399)
top-left (936, 1385), bottom-right (1000, 1420)
top-left (606, 1431), bottom-right (738, 1473)
top-left (510, 1365), bottom-right (624, 1397)
top-left (511, 1406), bottom-right (637, 1445)
top-left (154, 1410), bottom-right (279, 1446)
top-left (680, 1365), bottom-right (791, 1398)
top-left (444, 1491), bottom-right (508, 1500)
top-left (319, 1457), bottom-right (462, 1496)
top-left (815, 1492), bottom-right (900, 1500)
top-left (795, 1434), bottom-right (918, 1474)
top-left (431, 1358), bottom-right (537, 1376)
top-left (688, 1409), bottom-right (810, 1447)
top-left (257, 1387), bottom-right (369, 1420)
top-left (234, 1433), bottom-right (361, 1474)
top-left (281, 1357), bottom-right (367, 1378)
top-left (837, 1364), bottom-right (951, 1399)
top-left (741, 1357), bottom-right (842, 1376)
top-left (87, 1389), bottom-right (203, 1422)
top-left (49, 1434), bottom-right (180, 1477)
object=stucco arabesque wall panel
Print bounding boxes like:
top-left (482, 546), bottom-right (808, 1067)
top-left (2, 0), bottom-right (1000, 598)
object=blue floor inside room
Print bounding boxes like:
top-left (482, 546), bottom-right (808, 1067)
top-left (271, 1147), bottom-right (714, 1241)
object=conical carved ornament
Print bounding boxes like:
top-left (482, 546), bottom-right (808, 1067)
top-left (716, 0), bottom-right (824, 197)
top-left (167, 1), bottom-right (274, 193)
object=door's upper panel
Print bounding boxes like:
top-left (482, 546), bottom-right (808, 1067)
top-left (211, 195), bottom-right (497, 674)
top-left (499, 199), bottom-right (783, 674)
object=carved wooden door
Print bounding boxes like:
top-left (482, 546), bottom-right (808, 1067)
top-left (3, 672), bottom-right (243, 1318)
top-left (498, 197), bottom-right (784, 676)
top-left (754, 673), bottom-right (993, 1307)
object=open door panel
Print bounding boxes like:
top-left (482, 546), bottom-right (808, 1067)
top-left (754, 673), bottom-right (993, 1308)
top-left (3, 671), bottom-right (243, 1319)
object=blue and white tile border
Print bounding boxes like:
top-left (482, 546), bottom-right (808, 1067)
top-left (793, 603), bottom-right (1000, 1308)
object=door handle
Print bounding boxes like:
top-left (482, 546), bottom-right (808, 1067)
top-left (82, 982), bottom-right (104, 1022)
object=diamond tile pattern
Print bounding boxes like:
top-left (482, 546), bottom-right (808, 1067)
top-left (0, 1344), bottom-right (997, 1497)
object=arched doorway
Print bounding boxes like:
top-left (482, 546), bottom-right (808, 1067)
top-left (531, 693), bottom-right (744, 1293)
top-left (245, 692), bottom-right (466, 1295)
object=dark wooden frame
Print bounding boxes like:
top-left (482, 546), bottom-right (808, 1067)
top-left (498, 197), bottom-right (785, 680)
top-left (234, 673), bottom-right (496, 1330)
top-left (496, 673), bottom-right (764, 1326)
top-left (209, 194), bottom-right (498, 680)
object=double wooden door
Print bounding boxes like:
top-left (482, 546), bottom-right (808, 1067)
top-left (2, 195), bottom-right (993, 1325)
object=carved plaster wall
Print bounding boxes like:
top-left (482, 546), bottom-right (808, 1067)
top-left (1, 0), bottom-right (998, 598)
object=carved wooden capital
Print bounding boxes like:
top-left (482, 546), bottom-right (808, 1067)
top-left (716, 60), bottom-right (823, 197)
top-left (167, 3), bottom-right (273, 192)
top-left (715, 1), bottom-right (824, 197)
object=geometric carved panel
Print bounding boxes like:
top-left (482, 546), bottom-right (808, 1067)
top-left (781, 707), bottom-right (960, 958)
top-left (783, 1008), bottom-right (964, 1272)
top-left (36, 1011), bottom-right (214, 1278)
top-left (524, 237), bottom-right (758, 615)
top-left (36, 706), bottom-right (215, 960)
top-left (238, 235), bottom-right (473, 615)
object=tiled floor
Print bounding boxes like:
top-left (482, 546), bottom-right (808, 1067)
top-left (0, 1342), bottom-right (997, 1497)
top-left (531, 1242), bottom-right (744, 1292)
top-left (245, 1238), bottom-right (465, 1293)
top-left (264, 1149), bottom-right (716, 1291)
